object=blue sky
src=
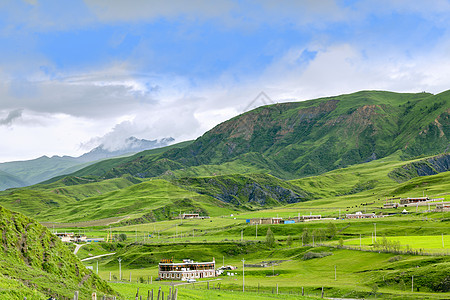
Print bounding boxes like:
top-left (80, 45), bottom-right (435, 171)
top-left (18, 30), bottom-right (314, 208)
top-left (1, 0), bottom-right (450, 161)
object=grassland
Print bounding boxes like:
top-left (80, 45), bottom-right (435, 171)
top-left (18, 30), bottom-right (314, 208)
top-left (78, 238), bottom-right (449, 299)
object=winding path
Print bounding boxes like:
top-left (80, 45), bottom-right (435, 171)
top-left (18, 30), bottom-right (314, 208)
top-left (73, 243), bottom-right (88, 255)
top-left (80, 252), bottom-right (116, 262)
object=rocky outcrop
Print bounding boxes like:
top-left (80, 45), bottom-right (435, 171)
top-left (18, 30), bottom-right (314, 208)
top-left (388, 153), bottom-right (450, 183)
top-left (172, 174), bottom-right (311, 208)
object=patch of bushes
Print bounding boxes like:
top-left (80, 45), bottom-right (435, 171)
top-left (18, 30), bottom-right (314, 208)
top-left (302, 251), bottom-right (332, 260)
top-left (388, 255), bottom-right (403, 262)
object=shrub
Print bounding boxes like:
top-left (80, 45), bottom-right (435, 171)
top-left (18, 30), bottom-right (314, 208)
top-left (286, 235), bottom-right (293, 247)
top-left (388, 256), bottom-right (403, 262)
top-left (266, 227), bottom-right (275, 248)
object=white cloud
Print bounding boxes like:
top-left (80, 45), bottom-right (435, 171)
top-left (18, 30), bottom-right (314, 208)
top-left (0, 109), bottom-right (23, 126)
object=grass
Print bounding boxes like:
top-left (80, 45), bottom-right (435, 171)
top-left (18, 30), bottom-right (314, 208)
top-left (83, 241), bottom-right (450, 299)
top-left (109, 282), bottom-right (319, 299)
top-left (33, 179), bottom-right (237, 223)
top-left (343, 235), bottom-right (450, 253)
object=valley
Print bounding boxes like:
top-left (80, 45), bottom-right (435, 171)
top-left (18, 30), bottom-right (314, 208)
top-left (0, 90), bottom-right (449, 299)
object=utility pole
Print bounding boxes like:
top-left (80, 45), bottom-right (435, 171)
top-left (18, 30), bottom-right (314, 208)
top-left (242, 258), bottom-right (245, 292)
top-left (118, 258), bottom-right (122, 281)
top-left (374, 223), bottom-right (377, 242)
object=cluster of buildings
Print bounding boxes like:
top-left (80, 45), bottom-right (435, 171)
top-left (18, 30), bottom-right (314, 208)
top-left (54, 232), bottom-right (87, 243)
top-left (383, 196), bottom-right (447, 210)
top-left (246, 214), bottom-right (324, 225)
top-left (345, 211), bottom-right (376, 219)
top-left (246, 211), bottom-right (382, 223)
top-left (54, 232), bottom-right (104, 243)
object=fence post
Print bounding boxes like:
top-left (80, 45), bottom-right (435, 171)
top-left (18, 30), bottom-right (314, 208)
top-left (174, 288), bottom-right (178, 300)
top-left (157, 287), bottom-right (161, 300)
top-left (74, 291), bottom-right (79, 300)
top-left (321, 286), bottom-right (324, 298)
top-left (91, 292), bottom-right (97, 300)
top-left (302, 287), bottom-right (304, 296)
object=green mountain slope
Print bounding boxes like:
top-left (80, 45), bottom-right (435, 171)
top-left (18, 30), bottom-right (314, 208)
top-left (0, 155), bottom-right (93, 189)
top-left (65, 90), bottom-right (450, 181)
top-left (289, 152), bottom-right (450, 203)
top-left (0, 138), bottom-right (184, 191)
top-left (0, 170), bottom-right (27, 190)
top-left (0, 176), bottom-right (140, 218)
top-left (0, 205), bottom-right (114, 299)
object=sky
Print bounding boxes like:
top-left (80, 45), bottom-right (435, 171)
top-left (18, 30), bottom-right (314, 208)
top-left (1, 0), bottom-right (450, 162)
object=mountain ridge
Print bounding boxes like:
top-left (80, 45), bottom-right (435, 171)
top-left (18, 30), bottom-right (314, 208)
top-left (0, 137), bottom-right (174, 190)
top-left (65, 90), bottom-right (450, 181)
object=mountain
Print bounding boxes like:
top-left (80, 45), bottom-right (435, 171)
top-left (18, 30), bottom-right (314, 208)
top-left (2, 89), bottom-right (449, 224)
top-left (0, 137), bottom-right (174, 190)
top-left (76, 136), bottom-right (175, 162)
top-left (0, 205), bottom-right (115, 298)
top-left (66, 90), bottom-right (450, 181)
top-left (0, 170), bottom-right (28, 191)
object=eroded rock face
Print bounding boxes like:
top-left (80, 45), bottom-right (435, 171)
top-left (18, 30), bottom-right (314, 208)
top-left (388, 153), bottom-right (450, 183)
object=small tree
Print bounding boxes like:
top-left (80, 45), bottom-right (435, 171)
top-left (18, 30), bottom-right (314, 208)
top-left (266, 227), bottom-right (275, 248)
top-left (114, 233), bottom-right (127, 242)
top-left (327, 222), bottom-right (337, 238)
top-left (286, 235), bottom-right (293, 248)
top-left (338, 237), bottom-right (344, 248)
top-left (302, 228), bottom-right (310, 245)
